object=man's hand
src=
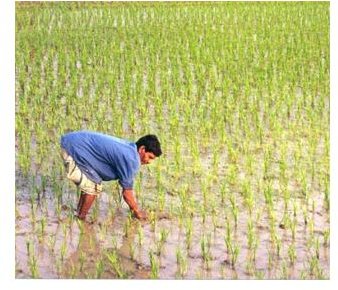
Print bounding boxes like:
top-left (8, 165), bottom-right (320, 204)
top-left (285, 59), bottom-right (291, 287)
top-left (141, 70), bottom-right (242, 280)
top-left (122, 189), bottom-right (147, 220)
top-left (134, 209), bottom-right (148, 220)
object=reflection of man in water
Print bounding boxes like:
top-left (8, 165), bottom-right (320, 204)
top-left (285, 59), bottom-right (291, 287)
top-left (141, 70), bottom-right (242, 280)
top-left (64, 219), bottom-right (149, 278)
top-left (60, 131), bottom-right (162, 221)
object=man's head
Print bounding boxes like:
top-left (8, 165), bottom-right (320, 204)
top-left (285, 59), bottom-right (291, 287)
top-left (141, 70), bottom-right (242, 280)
top-left (136, 134), bottom-right (162, 165)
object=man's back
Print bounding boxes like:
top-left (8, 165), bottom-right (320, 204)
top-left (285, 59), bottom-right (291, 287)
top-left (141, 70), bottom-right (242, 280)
top-left (60, 131), bottom-right (140, 189)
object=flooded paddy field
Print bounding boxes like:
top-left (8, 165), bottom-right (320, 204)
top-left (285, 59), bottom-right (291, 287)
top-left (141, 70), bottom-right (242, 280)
top-left (15, 2), bottom-right (329, 279)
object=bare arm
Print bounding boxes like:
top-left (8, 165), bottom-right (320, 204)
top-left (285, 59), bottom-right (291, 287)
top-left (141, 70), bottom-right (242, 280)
top-left (122, 189), bottom-right (147, 220)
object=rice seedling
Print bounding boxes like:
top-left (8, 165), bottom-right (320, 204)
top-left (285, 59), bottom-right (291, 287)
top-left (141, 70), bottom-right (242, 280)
top-left (200, 234), bottom-right (212, 269)
top-left (224, 220), bottom-right (240, 268)
top-left (137, 224), bottom-right (144, 246)
top-left (69, 262), bottom-right (78, 279)
top-left (38, 216), bottom-right (47, 241)
top-left (156, 228), bottom-right (169, 254)
top-left (185, 217), bottom-right (193, 250)
top-left (287, 244), bottom-right (297, 265)
top-left (176, 247), bottom-right (188, 278)
top-left (129, 242), bottom-right (136, 261)
top-left (47, 235), bottom-right (56, 253)
top-left (290, 217), bottom-right (297, 241)
top-left (149, 250), bottom-right (159, 279)
top-left (247, 218), bottom-right (259, 261)
top-left (26, 240), bottom-right (39, 278)
top-left (79, 250), bottom-right (86, 273)
top-left (105, 250), bottom-right (126, 278)
top-left (60, 239), bottom-right (68, 261)
top-left (323, 229), bottom-right (330, 246)
top-left (229, 194), bottom-right (239, 227)
top-left (95, 257), bottom-right (104, 278)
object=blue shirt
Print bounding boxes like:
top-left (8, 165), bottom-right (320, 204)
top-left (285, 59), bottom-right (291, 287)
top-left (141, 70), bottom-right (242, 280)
top-left (60, 131), bottom-right (140, 189)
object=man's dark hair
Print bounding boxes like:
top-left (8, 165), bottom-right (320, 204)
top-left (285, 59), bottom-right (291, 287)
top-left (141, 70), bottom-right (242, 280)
top-left (136, 134), bottom-right (162, 157)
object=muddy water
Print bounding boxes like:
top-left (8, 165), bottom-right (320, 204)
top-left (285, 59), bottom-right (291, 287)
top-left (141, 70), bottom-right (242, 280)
top-left (16, 171), bottom-right (329, 279)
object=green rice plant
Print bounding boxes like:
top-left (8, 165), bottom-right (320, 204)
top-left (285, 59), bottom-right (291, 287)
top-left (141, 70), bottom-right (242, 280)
top-left (308, 255), bottom-right (322, 278)
top-left (287, 243), bottom-right (297, 265)
top-left (224, 222), bottom-right (240, 268)
top-left (30, 202), bottom-right (37, 225)
top-left (245, 258), bottom-right (255, 276)
top-left (155, 228), bottom-right (169, 255)
top-left (69, 262), bottom-right (78, 278)
top-left (200, 234), bottom-right (212, 269)
top-left (263, 181), bottom-right (274, 207)
top-left (129, 242), bottom-right (136, 261)
top-left (255, 270), bottom-right (265, 279)
top-left (246, 218), bottom-right (259, 260)
top-left (26, 240), bottom-right (39, 278)
top-left (47, 235), bottom-right (56, 253)
top-left (229, 193), bottom-right (239, 227)
top-left (95, 258), bottom-right (104, 278)
top-left (79, 250), bottom-right (86, 272)
top-left (290, 217), bottom-right (297, 241)
top-left (60, 239), bottom-right (68, 261)
top-left (157, 186), bottom-right (166, 212)
top-left (245, 155), bottom-right (254, 176)
top-left (55, 202), bottom-right (62, 221)
top-left (105, 250), bottom-right (126, 278)
top-left (241, 180), bottom-right (255, 216)
top-left (220, 182), bottom-right (229, 205)
top-left (226, 164), bottom-right (238, 187)
top-left (123, 216), bottom-right (132, 238)
top-left (281, 185), bottom-right (290, 212)
top-left (280, 260), bottom-right (289, 279)
top-left (323, 228), bottom-right (330, 246)
top-left (323, 173), bottom-right (330, 210)
top-left (314, 236), bottom-right (320, 259)
top-left (98, 222), bottom-right (108, 242)
top-left (176, 247), bottom-right (188, 278)
top-left (302, 204), bottom-right (308, 225)
top-left (263, 146), bottom-right (272, 179)
top-left (185, 217), bottom-right (193, 250)
top-left (149, 211), bottom-right (157, 232)
top-left (55, 257), bottom-right (62, 277)
top-left (38, 216), bottom-right (47, 241)
top-left (76, 218), bottom-right (85, 236)
top-left (300, 270), bottom-right (308, 279)
top-left (267, 250), bottom-right (274, 271)
top-left (292, 199), bottom-right (298, 218)
top-left (149, 251), bottom-right (159, 279)
top-left (275, 234), bottom-right (282, 257)
top-left (308, 218), bottom-right (315, 240)
top-left (61, 223), bottom-right (68, 239)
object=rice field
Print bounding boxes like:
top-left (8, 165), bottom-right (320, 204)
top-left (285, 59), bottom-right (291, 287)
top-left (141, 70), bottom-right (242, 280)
top-left (15, 1), bottom-right (330, 279)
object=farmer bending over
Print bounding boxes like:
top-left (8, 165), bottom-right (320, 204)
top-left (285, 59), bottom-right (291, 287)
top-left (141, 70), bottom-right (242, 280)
top-left (60, 130), bottom-right (162, 221)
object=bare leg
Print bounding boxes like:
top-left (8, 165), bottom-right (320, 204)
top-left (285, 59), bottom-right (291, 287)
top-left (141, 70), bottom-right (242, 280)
top-left (76, 193), bottom-right (97, 220)
top-left (76, 193), bottom-right (85, 215)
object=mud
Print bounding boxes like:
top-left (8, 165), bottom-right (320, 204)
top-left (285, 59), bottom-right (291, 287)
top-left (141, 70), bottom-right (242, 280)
top-left (15, 171), bottom-right (329, 279)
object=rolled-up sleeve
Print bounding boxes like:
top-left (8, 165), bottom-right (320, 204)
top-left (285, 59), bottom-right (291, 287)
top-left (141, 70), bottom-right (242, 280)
top-left (118, 179), bottom-right (134, 190)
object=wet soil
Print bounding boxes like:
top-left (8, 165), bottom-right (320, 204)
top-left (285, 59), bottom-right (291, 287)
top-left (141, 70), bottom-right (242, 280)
top-left (15, 172), bottom-right (329, 279)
